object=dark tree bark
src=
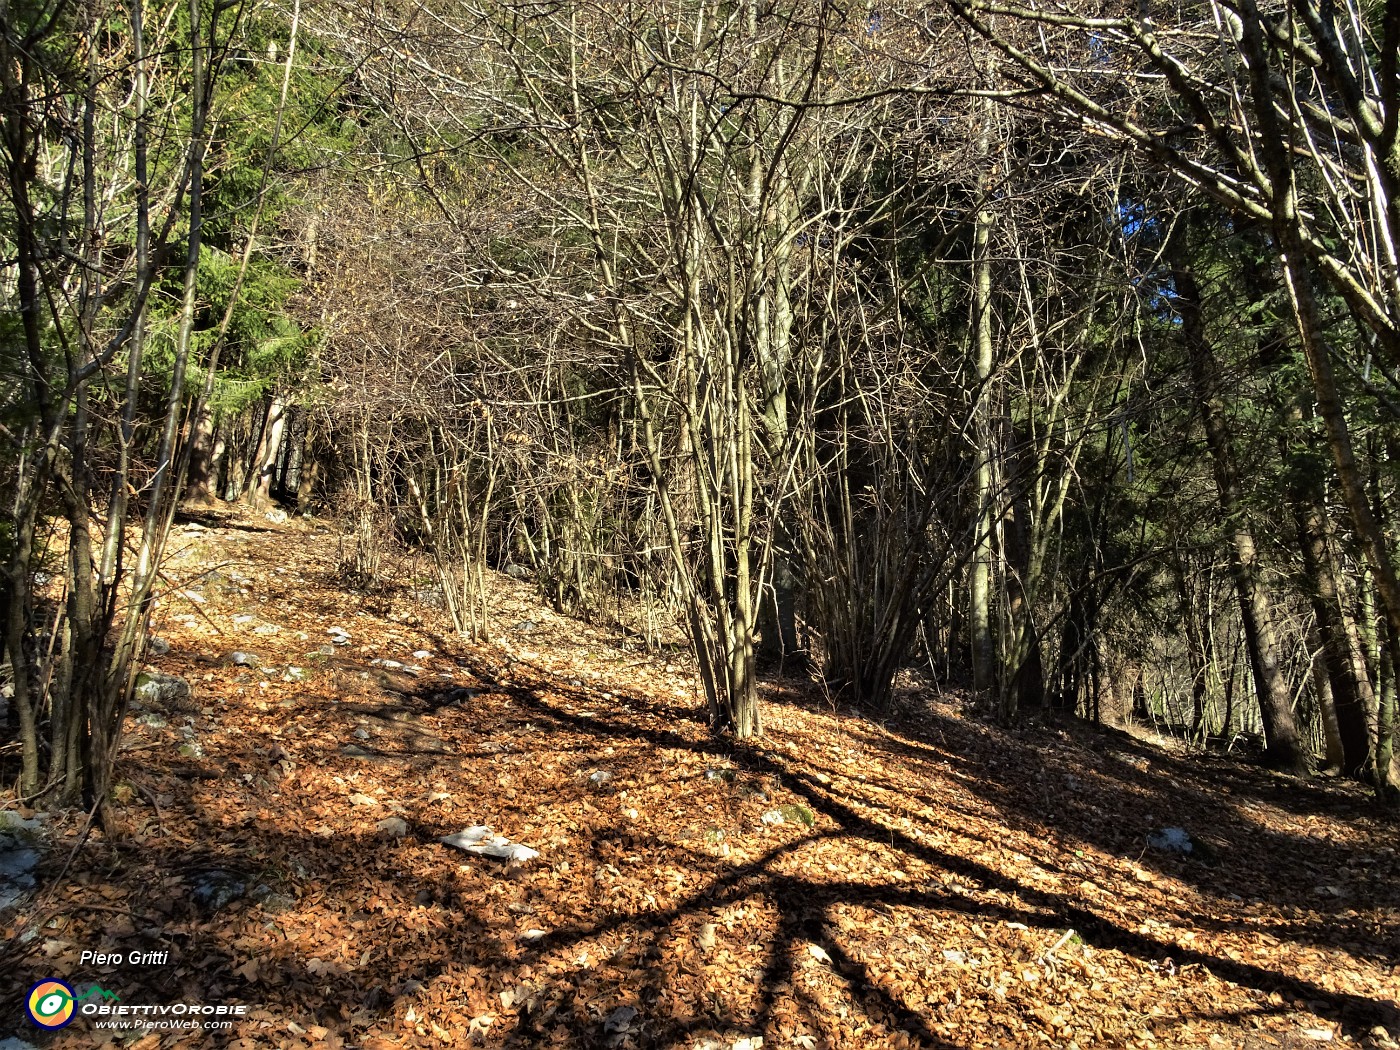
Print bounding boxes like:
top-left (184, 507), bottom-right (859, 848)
top-left (1171, 241), bottom-right (1309, 773)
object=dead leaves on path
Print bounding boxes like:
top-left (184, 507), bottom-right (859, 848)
top-left (2, 511), bottom-right (1398, 1050)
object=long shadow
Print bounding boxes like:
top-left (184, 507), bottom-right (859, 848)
top-left (504, 684), bottom-right (1399, 1037)
top-left (771, 696), bottom-right (1400, 961)
top-left (6, 656), bottom-right (1396, 1049)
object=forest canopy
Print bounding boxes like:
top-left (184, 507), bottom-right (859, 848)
top-left (2, 0), bottom-right (1399, 810)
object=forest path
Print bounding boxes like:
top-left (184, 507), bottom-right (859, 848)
top-left (3, 510), bottom-right (1397, 1050)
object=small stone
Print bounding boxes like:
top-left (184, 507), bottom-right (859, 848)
top-left (413, 650), bottom-right (432, 659)
top-left (0, 843), bottom-right (40, 910)
top-left (353, 728), bottom-right (371, 740)
top-left (250, 884), bottom-right (296, 913)
top-left (134, 671), bottom-right (193, 711)
top-left (147, 636), bottom-right (171, 656)
top-left (697, 923), bottom-right (717, 953)
top-left (410, 586), bottom-right (445, 608)
top-left (514, 620), bottom-right (536, 633)
top-left (1146, 827), bottom-right (1193, 854)
top-left (190, 870), bottom-right (245, 913)
top-left (229, 651), bottom-right (260, 667)
top-left (350, 793), bottom-right (378, 806)
top-left (377, 817), bottom-right (409, 840)
top-left (603, 1006), bottom-right (637, 1035)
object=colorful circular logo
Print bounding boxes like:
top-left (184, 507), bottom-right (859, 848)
top-left (26, 979), bottom-right (77, 1029)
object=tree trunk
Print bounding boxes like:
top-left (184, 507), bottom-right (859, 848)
top-left (1174, 554), bottom-right (1213, 742)
top-left (296, 416), bottom-right (321, 514)
top-left (1171, 246), bottom-right (1309, 773)
top-left (1005, 483), bottom-right (1044, 710)
top-left (969, 200), bottom-right (998, 704)
top-left (247, 395), bottom-right (288, 507)
top-left (1294, 495), bottom-right (1375, 777)
top-left (185, 403), bottom-right (221, 502)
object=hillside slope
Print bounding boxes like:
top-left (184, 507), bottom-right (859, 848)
top-left (2, 509), bottom-right (1397, 1049)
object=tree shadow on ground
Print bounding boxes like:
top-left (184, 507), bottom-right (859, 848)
top-left (5, 654), bottom-right (1397, 1050)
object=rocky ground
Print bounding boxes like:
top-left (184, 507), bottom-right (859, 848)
top-left (1, 507), bottom-right (1398, 1049)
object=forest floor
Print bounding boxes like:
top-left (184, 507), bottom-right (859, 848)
top-left (2, 508), bottom-right (1398, 1050)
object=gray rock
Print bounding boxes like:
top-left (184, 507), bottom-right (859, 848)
top-left (377, 817), bottom-right (409, 840)
top-left (353, 727), bottom-right (371, 741)
top-left (0, 810), bottom-right (46, 841)
top-left (603, 1005), bottom-right (638, 1036)
top-left (514, 620), bottom-right (537, 633)
top-left (410, 586), bottom-right (446, 609)
top-left (697, 923), bottom-right (718, 953)
top-left (504, 564), bottom-right (531, 579)
top-left (229, 651), bottom-right (261, 667)
top-left (440, 826), bottom-right (539, 863)
top-left (437, 686), bottom-right (478, 706)
top-left (1146, 826), bottom-right (1194, 854)
top-left (250, 883), bottom-right (296, 913)
top-left (0, 845), bottom-right (39, 910)
top-left (147, 636), bottom-right (171, 656)
top-left (0, 1037), bottom-right (42, 1050)
top-left (177, 740), bottom-right (205, 759)
top-left (134, 671), bottom-right (193, 711)
top-left (190, 870), bottom-right (245, 913)
top-left (135, 712), bottom-right (168, 729)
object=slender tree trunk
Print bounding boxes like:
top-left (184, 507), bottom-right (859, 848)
top-left (1310, 645), bottom-right (1345, 770)
top-left (970, 199), bottom-right (997, 703)
top-left (1171, 245), bottom-right (1309, 772)
top-left (1175, 554), bottom-right (1212, 742)
top-left (296, 417), bottom-right (321, 513)
top-left (1294, 496), bottom-right (1375, 776)
top-left (186, 404), bottom-right (221, 502)
top-left (249, 395), bottom-right (288, 506)
top-left (1005, 482), bottom-right (1044, 709)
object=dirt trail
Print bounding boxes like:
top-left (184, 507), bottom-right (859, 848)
top-left (3, 510), bottom-right (1397, 1049)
